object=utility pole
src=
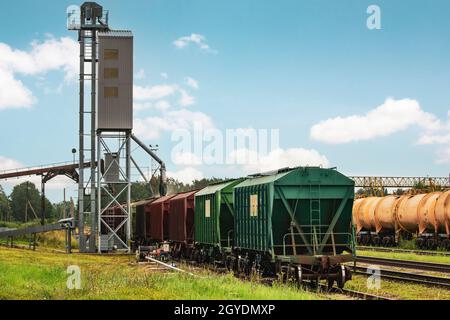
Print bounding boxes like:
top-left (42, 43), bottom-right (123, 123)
top-left (25, 181), bottom-right (29, 223)
top-left (63, 188), bottom-right (67, 219)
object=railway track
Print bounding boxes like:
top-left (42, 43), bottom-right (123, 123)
top-left (356, 256), bottom-right (450, 273)
top-left (167, 259), bottom-right (393, 300)
top-left (353, 266), bottom-right (450, 289)
top-left (317, 284), bottom-right (393, 300)
top-left (357, 246), bottom-right (450, 257)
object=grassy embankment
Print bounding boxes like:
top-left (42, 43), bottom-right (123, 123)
top-left (0, 247), bottom-right (323, 300)
top-left (357, 249), bottom-right (450, 264)
top-left (346, 275), bottom-right (450, 300)
top-left (353, 249), bottom-right (450, 299)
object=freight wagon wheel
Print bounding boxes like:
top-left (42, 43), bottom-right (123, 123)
top-left (294, 266), bottom-right (303, 288)
top-left (336, 265), bottom-right (346, 289)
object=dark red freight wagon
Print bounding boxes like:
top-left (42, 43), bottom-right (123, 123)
top-left (168, 190), bottom-right (198, 258)
top-left (147, 195), bottom-right (176, 242)
top-left (133, 199), bottom-right (156, 245)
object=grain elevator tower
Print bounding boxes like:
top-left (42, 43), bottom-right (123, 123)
top-left (68, 2), bottom-right (134, 253)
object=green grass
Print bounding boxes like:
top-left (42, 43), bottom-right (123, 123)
top-left (346, 275), bottom-right (450, 300)
top-left (0, 247), bottom-right (322, 300)
top-left (398, 238), bottom-right (417, 250)
top-left (357, 249), bottom-right (450, 264)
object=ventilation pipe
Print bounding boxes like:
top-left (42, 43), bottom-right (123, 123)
top-left (131, 134), bottom-right (167, 196)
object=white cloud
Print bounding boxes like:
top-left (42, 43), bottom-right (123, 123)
top-left (0, 69), bottom-right (36, 109)
top-left (418, 133), bottom-right (450, 145)
top-left (0, 36), bottom-right (78, 110)
top-left (417, 112), bottom-right (450, 145)
top-left (229, 148), bottom-right (330, 174)
top-left (185, 77), bottom-right (199, 90)
top-left (172, 152), bottom-right (203, 166)
top-left (134, 84), bottom-right (177, 101)
top-left (178, 89), bottom-right (196, 107)
top-left (134, 100), bottom-right (171, 112)
top-left (135, 69), bottom-right (146, 80)
top-left (167, 167), bottom-right (204, 184)
top-left (134, 109), bottom-right (215, 141)
top-left (0, 36), bottom-right (78, 80)
top-left (310, 98), bottom-right (441, 144)
top-left (134, 83), bottom-right (196, 107)
top-left (173, 33), bottom-right (217, 53)
top-left (0, 156), bottom-right (23, 171)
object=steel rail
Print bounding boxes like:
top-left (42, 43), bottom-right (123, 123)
top-left (325, 286), bottom-right (394, 300)
top-left (356, 256), bottom-right (450, 273)
top-left (184, 259), bottom-right (392, 300)
top-left (357, 246), bottom-right (450, 257)
top-left (353, 266), bottom-right (450, 289)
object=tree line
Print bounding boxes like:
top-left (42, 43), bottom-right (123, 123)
top-left (0, 182), bottom-right (64, 223)
top-left (0, 176), bottom-right (231, 223)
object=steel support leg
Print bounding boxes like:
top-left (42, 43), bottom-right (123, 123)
top-left (78, 29), bottom-right (86, 253)
top-left (126, 132), bottom-right (131, 251)
top-left (40, 179), bottom-right (45, 226)
top-left (89, 30), bottom-right (97, 253)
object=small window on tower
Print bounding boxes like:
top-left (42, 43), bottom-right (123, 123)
top-left (205, 200), bottom-right (211, 218)
top-left (104, 68), bottom-right (119, 79)
top-left (104, 49), bottom-right (119, 60)
top-left (250, 194), bottom-right (258, 217)
top-left (104, 87), bottom-right (118, 98)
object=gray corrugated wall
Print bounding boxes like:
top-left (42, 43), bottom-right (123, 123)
top-left (98, 34), bottom-right (133, 130)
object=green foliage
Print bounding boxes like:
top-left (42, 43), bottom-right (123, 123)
top-left (8, 182), bottom-right (56, 223)
top-left (398, 237), bottom-right (417, 250)
top-left (166, 177), bottom-right (231, 195)
top-left (412, 180), bottom-right (444, 193)
top-left (0, 185), bottom-right (11, 221)
top-left (10, 182), bottom-right (41, 222)
top-left (356, 187), bottom-right (388, 197)
top-left (53, 201), bottom-right (72, 220)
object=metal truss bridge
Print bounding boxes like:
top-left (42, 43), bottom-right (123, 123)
top-left (349, 176), bottom-right (450, 188)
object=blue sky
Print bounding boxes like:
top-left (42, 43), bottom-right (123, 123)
top-left (1, 0), bottom-right (450, 202)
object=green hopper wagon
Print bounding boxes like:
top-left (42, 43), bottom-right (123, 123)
top-left (194, 179), bottom-right (244, 264)
top-left (233, 167), bottom-right (355, 287)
